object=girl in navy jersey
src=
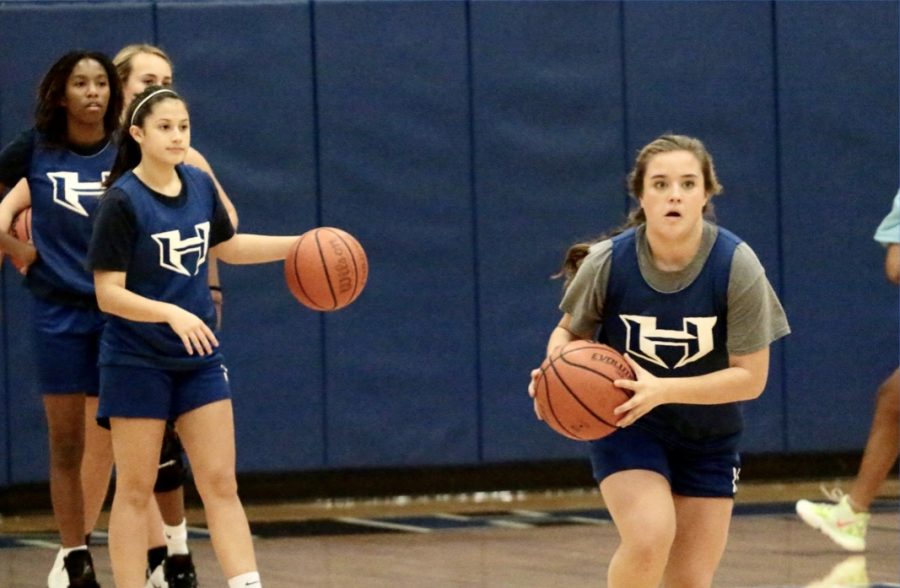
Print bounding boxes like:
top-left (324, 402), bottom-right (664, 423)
top-left (529, 135), bottom-right (790, 588)
top-left (0, 50), bottom-right (123, 588)
top-left (88, 86), bottom-right (296, 588)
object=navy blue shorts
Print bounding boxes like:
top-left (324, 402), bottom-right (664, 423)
top-left (97, 362), bottom-right (231, 427)
top-left (588, 424), bottom-right (742, 498)
top-left (31, 297), bottom-right (105, 396)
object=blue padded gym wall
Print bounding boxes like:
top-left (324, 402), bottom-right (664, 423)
top-left (777, 1), bottom-right (899, 451)
top-left (469, 0), bottom-right (627, 462)
top-left (0, 0), bottom-right (897, 487)
top-left (313, 1), bottom-right (480, 468)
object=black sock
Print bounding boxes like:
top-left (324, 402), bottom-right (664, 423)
top-left (148, 546), bottom-right (167, 571)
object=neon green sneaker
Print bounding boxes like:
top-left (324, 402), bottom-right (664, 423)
top-left (796, 488), bottom-right (870, 552)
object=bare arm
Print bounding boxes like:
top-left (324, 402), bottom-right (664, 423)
top-left (612, 346), bottom-right (770, 427)
top-left (885, 243), bottom-right (899, 285)
top-left (545, 313), bottom-right (593, 356)
top-left (214, 234), bottom-right (297, 265)
top-left (94, 270), bottom-right (218, 356)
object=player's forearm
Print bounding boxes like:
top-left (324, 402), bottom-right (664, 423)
top-left (95, 281), bottom-right (180, 324)
top-left (215, 234), bottom-right (296, 265)
top-left (658, 367), bottom-right (764, 405)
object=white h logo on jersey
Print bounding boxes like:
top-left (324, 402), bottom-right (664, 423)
top-left (47, 171), bottom-right (109, 217)
top-left (620, 315), bottom-right (717, 369)
top-left (152, 222), bottom-right (210, 276)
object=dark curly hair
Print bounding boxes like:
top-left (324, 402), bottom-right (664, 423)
top-left (35, 50), bottom-right (123, 148)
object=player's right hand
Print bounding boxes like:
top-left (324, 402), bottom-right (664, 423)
top-left (168, 307), bottom-right (219, 356)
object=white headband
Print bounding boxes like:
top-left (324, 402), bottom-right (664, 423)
top-left (130, 88), bottom-right (179, 126)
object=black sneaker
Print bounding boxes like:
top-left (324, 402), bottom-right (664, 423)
top-left (164, 553), bottom-right (198, 588)
top-left (62, 549), bottom-right (100, 588)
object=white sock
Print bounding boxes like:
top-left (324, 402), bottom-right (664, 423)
top-left (228, 571), bottom-right (261, 587)
top-left (163, 519), bottom-right (190, 555)
top-left (60, 545), bottom-right (88, 557)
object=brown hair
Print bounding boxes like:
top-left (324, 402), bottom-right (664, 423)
top-left (556, 134), bottom-right (723, 286)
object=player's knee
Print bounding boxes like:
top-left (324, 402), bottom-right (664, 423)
top-left (195, 468), bottom-right (238, 502)
top-left (49, 437), bottom-right (83, 469)
top-left (116, 477), bottom-right (157, 508)
top-left (621, 526), bottom-right (674, 567)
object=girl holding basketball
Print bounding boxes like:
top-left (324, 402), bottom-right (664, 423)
top-left (88, 85), bottom-right (296, 588)
top-left (0, 50), bottom-right (123, 588)
top-left (529, 134), bottom-right (789, 588)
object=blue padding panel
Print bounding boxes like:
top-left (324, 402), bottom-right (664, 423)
top-left (314, 0), bottom-right (478, 467)
top-left (0, 4), bottom-right (154, 484)
top-left (624, 1), bottom-right (784, 452)
top-left (470, 1), bottom-right (627, 462)
top-left (777, 2), bottom-right (899, 451)
top-left (157, 1), bottom-right (323, 471)
top-left (2, 286), bottom-right (45, 483)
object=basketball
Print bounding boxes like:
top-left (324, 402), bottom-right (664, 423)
top-left (7, 207), bottom-right (32, 272)
top-left (284, 227), bottom-right (368, 311)
top-left (534, 340), bottom-right (635, 441)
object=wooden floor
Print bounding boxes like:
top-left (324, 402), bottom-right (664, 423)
top-left (1, 479), bottom-right (897, 587)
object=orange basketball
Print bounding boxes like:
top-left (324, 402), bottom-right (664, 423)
top-left (534, 340), bottom-right (634, 441)
top-left (284, 227), bottom-right (368, 311)
top-left (7, 207), bottom-right (32, 272)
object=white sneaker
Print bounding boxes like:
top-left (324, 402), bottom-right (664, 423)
top-left (47, 549), bottom-right (67, 588)
top-left (146, 563), bottom-right (169, 588)
top-left (796, 487), bottom-right (870, 552)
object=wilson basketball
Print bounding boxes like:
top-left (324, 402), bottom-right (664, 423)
top-left (534, 340), bottom-right (634, 441)
top-left (285, 227), bottom-right (368, 311)
top-left (7, 207), bottom-right (32, 272)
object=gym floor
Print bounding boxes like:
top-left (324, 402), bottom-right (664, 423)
top-left (0, 478), bottom-right (897, 587)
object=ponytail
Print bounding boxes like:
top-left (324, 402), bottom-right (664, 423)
top-left (553, 208), bottom-right (646, 288)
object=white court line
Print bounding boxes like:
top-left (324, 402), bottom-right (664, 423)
top-left (16, 539), bottom-right (59, 549)
top-left (487, 520), bottom-right (533, 529)
top-left (336, 517), bottom-right (432, 534)
top-left (434, 513), bottom-right (472, 521)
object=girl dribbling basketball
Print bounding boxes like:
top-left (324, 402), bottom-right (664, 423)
top-left (87, 86), bottom-right (299, 588)
top-left (529, 134), bottom-right (790, 588)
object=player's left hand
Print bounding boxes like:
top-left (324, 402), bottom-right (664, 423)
top-left (611, 354), bottom-right (665, 428)
top-left (527, 367), bottom-right (543, 421)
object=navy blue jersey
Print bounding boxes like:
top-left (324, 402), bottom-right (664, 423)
top-left (599, 227), bottom-right (741, 439)
top-left (88, 164), bottom-right (234, 370)
top-left (0, 129), bottom-right (114, 307)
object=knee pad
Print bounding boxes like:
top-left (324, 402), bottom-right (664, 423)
top-left (154, 424), bottom-right (187, 493)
